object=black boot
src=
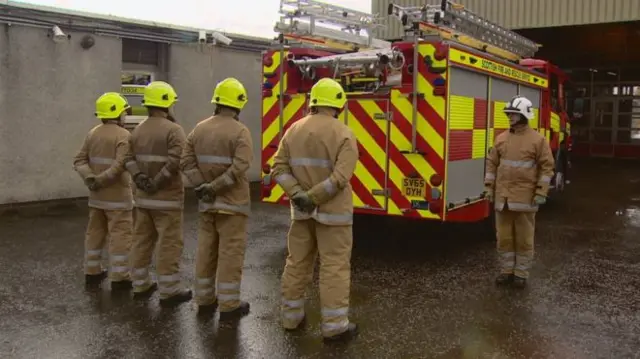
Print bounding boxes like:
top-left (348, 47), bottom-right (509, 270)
top-left (85, 271), bottom-right (107, 286)
top-left (495, 273), bottom-right (514, 286)
top-left (513, 276), bottom-right (527, 289)
top-left (323, 323), bottom-right (359, 343)
top-left (111, 280), bottom-right (133, 291)
top-left (219, 301), bottom-right (250, 320)
top-left (133, 283), bottom-right (158, 299)
top-left (197, 301), bottom-right (218, 315)
top-left (160, 290), bottom-right (193, 307)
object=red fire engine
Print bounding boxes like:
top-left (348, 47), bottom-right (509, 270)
top-left (260, 0), bottom-right (572, 222)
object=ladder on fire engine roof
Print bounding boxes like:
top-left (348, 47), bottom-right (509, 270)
top-left (274, 0), bottom-right (392, 51)
top-left (388, 0), bottom-right (540, 62)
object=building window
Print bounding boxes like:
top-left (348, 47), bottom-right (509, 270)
top-left (122, 39), bottom-right (159, 65)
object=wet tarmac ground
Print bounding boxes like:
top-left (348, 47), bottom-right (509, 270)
top-left (1, 158), bottom-right (640, 359)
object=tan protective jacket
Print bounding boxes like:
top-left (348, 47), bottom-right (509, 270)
top-left (484, 124), bottom-right (555, 212)
top-left (272, 113), bottom-right (359, 226)
top-left (125, 116), bottom-right (186, 210)
top-left (73, 122), bottom-right (133, 211)
top-left (180, 114), bottom-right (254, 216)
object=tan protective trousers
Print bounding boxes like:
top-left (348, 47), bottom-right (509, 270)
top-left (129, 208), bottom-right (186, 299)
top-left (84, 208), bottom-right (133, 282)
top-left (496, 209), bottom-right (536, 278)
top-left (281, 219), bottom-right (353, 337)
top-left (194, 212), bottom-right (248, 311)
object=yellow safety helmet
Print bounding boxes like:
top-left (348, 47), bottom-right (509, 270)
top-left (95, 92), bottom-right (130, 119)
top-left (309, 78), bottom-right (346, 110)
top-left (142, 81), bottom-right (178, 109)
top-left (211, 77), bottom-right (248, 110)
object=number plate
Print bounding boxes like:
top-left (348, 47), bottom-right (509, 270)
top-left (402, 177), bottom-right (427, 198)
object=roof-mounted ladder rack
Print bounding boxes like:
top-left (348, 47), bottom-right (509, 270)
top-left (274, 0), bottom-right (392, 51)
top-left (388, 0), bottom-right (540, 62)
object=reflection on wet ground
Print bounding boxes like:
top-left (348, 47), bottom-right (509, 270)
top-left (1, 158), bottom-right (639, 358)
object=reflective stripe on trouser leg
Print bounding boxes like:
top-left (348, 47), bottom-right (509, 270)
top-left (216, 214), bottom-right (248, 312)
top-left (130, 208), bottom-right (157, 293)
top-left (514, 212), bottom-right (536, 279)
top-left (154, 209), bottom-right (186, 299)
top-left (316, 223), bottom-right (353, 337)
top-left (85, 208), bottom-right (107, 275)
top-left (106, 209), bottom-right (133, 282)
top-left (195, 213), bottom-right (219, 306)
top-left (281, 220), bottom-right (317, 329)
top-left (495, 210), bottom-right (516, 275)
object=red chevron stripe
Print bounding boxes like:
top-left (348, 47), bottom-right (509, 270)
top-left (261, 99), bottom-right (306, 165)
top-left (348, 100), bottom-right (420, 209)
top-left (390, 99), bottom-right (445, 174)
top-left (350, 164), bottom-right (382, 209)
top-left (355, 135), bottom-right (413, 211)
top-left (261, 92), bottom-right (290, 133)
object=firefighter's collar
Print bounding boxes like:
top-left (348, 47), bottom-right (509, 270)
top-left (509, 124), bottom-right (529, 134)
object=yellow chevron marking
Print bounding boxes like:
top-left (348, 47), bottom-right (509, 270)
top-left (391, 90), bottom-right (445, 159)
top-left (417, 45), bottom-right (447, 112)
top-left (262, 51), bottom-right (286, 118)
top-left (262, 95), bottom-right (305, 151)
top-left (347, 108), bottom-right (389, 210)
top-left (449, 95), bottom-right (474, 130)
top-left (360, 98), bottom-right (439, 219)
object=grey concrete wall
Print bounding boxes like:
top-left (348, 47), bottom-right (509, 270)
top-left (168, 44), bottom-right (263, 182)
top-left (0, 25), bottom-right (122, 205)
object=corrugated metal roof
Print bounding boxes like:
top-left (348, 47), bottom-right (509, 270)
top-left (373, 0), bottom-right (640, 40)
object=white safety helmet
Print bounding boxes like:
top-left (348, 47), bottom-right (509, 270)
top-left (504, 95), bottom-right (534, 120)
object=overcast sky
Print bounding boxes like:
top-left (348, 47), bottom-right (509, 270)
top-left (12, 0), bottom-right (372, 38)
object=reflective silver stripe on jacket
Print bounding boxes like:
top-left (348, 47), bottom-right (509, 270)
top-left (500, 159), bottom-right (535, 168)
top-left (539, 175), bottom-right (551, 184)
top-left (89, 157), bottom-right (114, 165)
top-left (485, 172), bottom-right (496, 181)
top-left (495, 201), bottom-right (538, 211)
top-left (290, 157), bottom-right (333, 168)
top-left (275, 173), bottom-right (295, 185)
top-left (197, 155), bottom-right (233, 164)
top-left (136, 154), bottom-right (169, 162)
top-left (88, 199), bottom-right (133, 210)
top-left (134, 198), bottom-right (182, 210)
top-left (198, 200), bottom-right (250, 215)
top-left (292, 207), bottom-right (352, 225)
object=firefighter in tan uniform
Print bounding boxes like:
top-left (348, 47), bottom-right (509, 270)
top-left (272, 78), bottom-right (359, 343)
top-left (484, 95), bottom-right (555, 288)
top-left (73, 92), bottom-right (134, 290)
top-left (125, 81), bottom-right (192, 306)
top-left (180, 78), bottom-right (253, 319)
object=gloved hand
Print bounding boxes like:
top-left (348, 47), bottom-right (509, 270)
top-left (134, 173), bottom-right (156, 194)
top-left (291, 191), bottom-right (316, 213)
top-left (483, 190), bottom-right (494, 202)
top-left (533, 195), bottom-right (546, 205)
top-left (194, 183), bottom-right (215, 203)
top-left (84, 176), bottom-right (101, 191)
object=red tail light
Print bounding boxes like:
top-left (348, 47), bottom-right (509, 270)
top-left (263, 55), bottom-right (273, 67)
top-left (429, 174), bottom-right (443, 187)
top-left (262, 164), bottom-right (271, 174)
top-left (428, 199), bottom-right (442, 214)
